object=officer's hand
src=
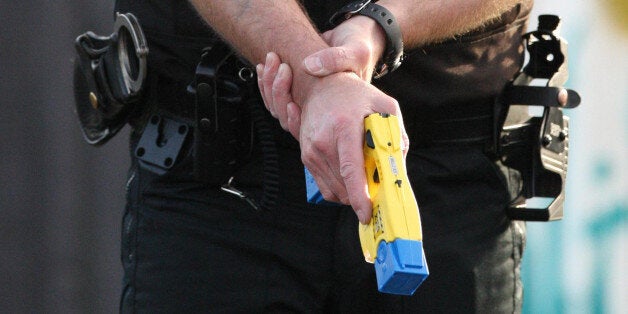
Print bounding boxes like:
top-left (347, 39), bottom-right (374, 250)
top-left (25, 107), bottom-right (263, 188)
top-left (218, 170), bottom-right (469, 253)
top-left (303, 15), bottom-right (386, 82)
top-left (257, 51), bottom-right (410, 161)
top-left (258, 56), bottom-right (401, 223)
top-left (296, 71), bottom-right (401, 223)
top-left (257, 15), bottom-right (386, 137)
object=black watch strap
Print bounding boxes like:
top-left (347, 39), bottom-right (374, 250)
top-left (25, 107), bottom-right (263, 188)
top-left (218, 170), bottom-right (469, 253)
top-left (329, 0), bottom-right (403, 78)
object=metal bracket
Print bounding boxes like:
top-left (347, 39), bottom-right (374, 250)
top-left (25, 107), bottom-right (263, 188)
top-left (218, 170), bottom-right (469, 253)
top-left (498, 15), bottom-right (581, 221)
top-left (135, 115), bottom-right (189, 175)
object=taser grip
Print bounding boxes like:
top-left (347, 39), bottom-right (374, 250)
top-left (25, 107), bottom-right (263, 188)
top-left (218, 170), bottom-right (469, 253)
top-left (360, 113), bottom-right (429, 295)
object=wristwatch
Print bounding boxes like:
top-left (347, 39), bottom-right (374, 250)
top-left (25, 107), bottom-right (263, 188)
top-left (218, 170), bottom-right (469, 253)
top-left (328, 0), bottom-right (404, 78)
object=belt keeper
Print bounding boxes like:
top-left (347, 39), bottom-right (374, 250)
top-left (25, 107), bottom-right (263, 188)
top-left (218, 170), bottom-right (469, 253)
top-left (188, 44), bottom-right (251, 185)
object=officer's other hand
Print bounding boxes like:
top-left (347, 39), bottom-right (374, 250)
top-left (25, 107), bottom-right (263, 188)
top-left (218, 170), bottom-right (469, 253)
top-left (302, 15), bottom-right (386, 82)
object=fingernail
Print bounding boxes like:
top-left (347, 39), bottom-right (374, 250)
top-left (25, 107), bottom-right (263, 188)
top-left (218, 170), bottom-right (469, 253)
top-left (355, 208), bottom-right (365, 223)
top-left (264, 53), bottom-right (273, 71)
top-left (304, 56), bottom-right (323, 74)
top-left (359, 211), bottom-right (369, 224)
top-left (256, 64), bottom-right (263, 77)
top-left (277, 63), bottom-right (287, 79)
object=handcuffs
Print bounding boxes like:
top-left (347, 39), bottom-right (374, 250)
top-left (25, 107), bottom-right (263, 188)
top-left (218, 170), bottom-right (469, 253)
top-left (73, 12), bottom-right (148, 145)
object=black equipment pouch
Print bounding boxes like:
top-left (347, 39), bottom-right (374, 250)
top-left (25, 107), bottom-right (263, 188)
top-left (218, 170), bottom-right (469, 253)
top-left (496, 15), bottom-right (581, 221)
top-left (73, 12), bottom-right (148, 146)
top-left (187, 44), bottom-right (255, 185)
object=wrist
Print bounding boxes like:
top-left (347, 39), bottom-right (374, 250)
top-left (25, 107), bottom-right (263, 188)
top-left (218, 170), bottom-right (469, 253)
top-left (291, 66), bottom-right (321, 106)
top-left (328, 0), bottom-right (404, 78)
top-left (344, 15), bottom-right (387, 76)
top-left (292, 70), bottom-right (358, 107)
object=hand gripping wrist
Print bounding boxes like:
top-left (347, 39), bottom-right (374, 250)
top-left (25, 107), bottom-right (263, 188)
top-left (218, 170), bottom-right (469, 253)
top-left (329, 0), bottom-right (403, 79)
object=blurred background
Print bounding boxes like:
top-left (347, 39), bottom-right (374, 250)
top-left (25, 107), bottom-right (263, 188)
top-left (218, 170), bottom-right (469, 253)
top-left (0, 1), bottom-right (625, 313)
top-left (524, 2), bottom-right (627, 314)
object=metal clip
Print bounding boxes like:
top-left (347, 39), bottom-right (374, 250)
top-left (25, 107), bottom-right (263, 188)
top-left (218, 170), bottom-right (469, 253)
top-left (220, 177), bottom-right (261, 211)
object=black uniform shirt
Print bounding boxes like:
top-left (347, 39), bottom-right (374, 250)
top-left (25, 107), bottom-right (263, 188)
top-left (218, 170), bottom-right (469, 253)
top-left (115, 0), bottom-right (532, 146)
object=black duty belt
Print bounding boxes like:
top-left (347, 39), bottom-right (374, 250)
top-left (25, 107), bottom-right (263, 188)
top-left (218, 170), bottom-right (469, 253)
top-left (407, 102), bottom-right (495, 150)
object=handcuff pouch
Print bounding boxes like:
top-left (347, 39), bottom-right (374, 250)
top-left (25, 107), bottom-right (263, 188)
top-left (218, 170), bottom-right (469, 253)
top-left (73, 12), bottom-right (148, 145)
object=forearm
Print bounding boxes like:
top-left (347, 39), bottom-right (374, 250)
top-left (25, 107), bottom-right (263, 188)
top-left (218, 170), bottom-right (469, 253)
top-left (298, 0), bottom-right (522, 80)
top-left (188, 0), bottom-right (325, 102)
top-left (379, 0), bottom-right (521, 48)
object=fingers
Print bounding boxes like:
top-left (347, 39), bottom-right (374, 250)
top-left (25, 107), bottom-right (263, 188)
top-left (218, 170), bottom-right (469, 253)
top-left (257, 65), bottom-right (272, 112)
top-left (259, 52), bottom-right (281, 117)
top-left (374, 97), bottom-right (410, 158)
top-left (270, 63), bottom-right (293, 131)
top-left (395, 109), bottom-right (411, 158)
top-left (336, 121), bottom-right (372, 223)
top-left (401, 127), bottom-right (410, 158)
top-left (257, 53), bottom-right (398, 224)
top-left (272, 64), bottom-right (293, 113)
top-left (303, 164), bottom-right (344, 204)
top-left (300, 141), bottom-right (345, 204)
top-left (256, 52), bottom-right (298, 133)
top-left (300, 111), bottom-right (372, 224)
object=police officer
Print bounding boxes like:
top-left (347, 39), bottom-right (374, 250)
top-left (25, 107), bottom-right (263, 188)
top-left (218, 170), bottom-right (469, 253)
top-left (115, 0), bottom-right (531, 312)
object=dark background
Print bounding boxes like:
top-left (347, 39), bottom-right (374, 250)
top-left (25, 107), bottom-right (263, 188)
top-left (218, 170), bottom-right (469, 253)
top-left (1, 2), bottom-right (124, 312)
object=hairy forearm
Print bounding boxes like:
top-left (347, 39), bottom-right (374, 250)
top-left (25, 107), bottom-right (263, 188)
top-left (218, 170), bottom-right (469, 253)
top-left (188, 0), bottom-right (327, 102)
top-left (379, 0), bottom-right (521, 48)
top-left (189, 0), bottom-right (324, 63)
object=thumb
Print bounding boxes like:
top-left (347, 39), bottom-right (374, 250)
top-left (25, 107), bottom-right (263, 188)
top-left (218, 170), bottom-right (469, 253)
top-left (303, 46), bottom-right (358, 77)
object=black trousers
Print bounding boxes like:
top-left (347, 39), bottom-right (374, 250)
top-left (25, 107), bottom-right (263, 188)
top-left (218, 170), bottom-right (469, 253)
top-left (121, 133), bottom-right (525, 313)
